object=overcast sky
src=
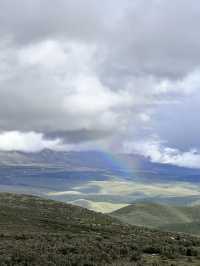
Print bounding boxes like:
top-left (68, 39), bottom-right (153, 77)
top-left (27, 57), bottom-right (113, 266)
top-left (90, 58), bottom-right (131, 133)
top-left (0, 0), bottom-right (200, 167)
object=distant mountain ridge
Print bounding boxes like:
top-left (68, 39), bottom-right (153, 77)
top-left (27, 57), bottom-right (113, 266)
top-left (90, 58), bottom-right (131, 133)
top-left (0, 150), bottom-right (200, 212)
top-left (0, 149), bottom-right (200, 178)
top-left (0, 150), bottom-right (125, 171)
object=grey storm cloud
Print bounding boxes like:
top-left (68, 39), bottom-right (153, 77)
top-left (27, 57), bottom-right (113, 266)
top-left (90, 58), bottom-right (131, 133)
top-left (0, 0), bottom-right (200, 159)
top-left (45, 130), bottom-right (111, 144)
top-left (0, 0), bottom-right (107, 43)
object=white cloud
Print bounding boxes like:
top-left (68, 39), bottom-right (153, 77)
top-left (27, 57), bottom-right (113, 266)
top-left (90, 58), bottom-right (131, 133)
top-left (154, 69), bottom-right (200, 95)
top-left (124, 138), bottom-right (200, 169)
top-left (47, 190), bottom-right (83, 196)
top-left (18, 40), bottom-right (67, 68)
top-left (1, 44), bottom-right (200, 152)
top-left (0, 1), bottom-right (200, 153)
top-left (0, 131), bottom-right (63, 152)
top-left (0, 39), bottom-right (136, 135)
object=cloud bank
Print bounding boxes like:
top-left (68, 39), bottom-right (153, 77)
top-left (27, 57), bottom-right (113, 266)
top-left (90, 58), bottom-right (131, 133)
top-left (124, 139), bottom-right (200, 169)
top-left (0, 0), bottom-right (200, 168)
top-left (0, 131), bottom-right (62, 152)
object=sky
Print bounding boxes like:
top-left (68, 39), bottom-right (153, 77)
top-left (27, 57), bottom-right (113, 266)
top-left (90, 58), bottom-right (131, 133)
top-left (0, 0), bottom-right (200, 168)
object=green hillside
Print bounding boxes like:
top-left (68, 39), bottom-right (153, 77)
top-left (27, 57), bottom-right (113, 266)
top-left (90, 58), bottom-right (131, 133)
top-left (159, 222), bottom-right (200, 235)
top-left (111, 202), bottom-right (200, 234)
top-left (0, 193), bottom-right (200, 265)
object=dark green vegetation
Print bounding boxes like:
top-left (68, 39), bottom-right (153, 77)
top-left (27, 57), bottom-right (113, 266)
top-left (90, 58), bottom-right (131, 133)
top-left (111, 202), bottom-right (200, 235)
top-left (0, 194), bottom-right (200, 265)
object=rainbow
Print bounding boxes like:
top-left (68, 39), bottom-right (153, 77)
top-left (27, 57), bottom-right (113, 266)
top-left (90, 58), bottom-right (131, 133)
top-left (91, 150), bottom-right (138, 179)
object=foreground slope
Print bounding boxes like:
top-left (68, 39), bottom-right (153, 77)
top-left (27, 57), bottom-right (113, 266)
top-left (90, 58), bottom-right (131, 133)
top-left (0, 194), bottom-right (200, 265)
top-left (111, 202), bottom-right (200, 234)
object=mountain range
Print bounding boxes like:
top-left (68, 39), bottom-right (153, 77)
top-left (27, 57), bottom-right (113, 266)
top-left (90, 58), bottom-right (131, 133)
top-left (0, 150), bottom-right (200, 213)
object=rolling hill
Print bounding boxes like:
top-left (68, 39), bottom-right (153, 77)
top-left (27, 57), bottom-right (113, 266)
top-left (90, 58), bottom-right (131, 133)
top-left (0, 193), bottom-right (200, 265)
top-left (70, 198), bottom-right (129, 213)
top-left (111, 202), bottom-right (200, 235)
